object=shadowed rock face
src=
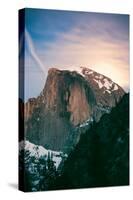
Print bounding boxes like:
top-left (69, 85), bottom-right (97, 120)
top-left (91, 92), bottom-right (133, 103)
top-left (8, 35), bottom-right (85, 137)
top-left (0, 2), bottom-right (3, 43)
top-left (80, 67), bottom-right (125, 121)
top-left (25, 67), bottom-right (125, 152)
top-left (25, 98), bottom-right (37, 121)
top-left (81, 67), bottom-right (124, 106)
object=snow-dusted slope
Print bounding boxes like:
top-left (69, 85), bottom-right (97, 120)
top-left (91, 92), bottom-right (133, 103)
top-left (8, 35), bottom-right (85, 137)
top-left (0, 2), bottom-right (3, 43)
top-left (19, 140), bottom-right (67, 169)
top-left (76, 67), bottom-right (119, 94)
top-left (19, 140), bottom-right (68, 191)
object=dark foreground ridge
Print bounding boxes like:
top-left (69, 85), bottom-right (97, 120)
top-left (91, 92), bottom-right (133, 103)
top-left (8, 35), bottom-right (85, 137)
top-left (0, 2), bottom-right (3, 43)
top-left (50, 93), bottom-right (129, 189)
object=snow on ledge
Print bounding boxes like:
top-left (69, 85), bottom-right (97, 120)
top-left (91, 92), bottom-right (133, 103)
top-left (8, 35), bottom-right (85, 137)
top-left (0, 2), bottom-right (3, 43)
top-left (19, 140), bottom-right (67, 169)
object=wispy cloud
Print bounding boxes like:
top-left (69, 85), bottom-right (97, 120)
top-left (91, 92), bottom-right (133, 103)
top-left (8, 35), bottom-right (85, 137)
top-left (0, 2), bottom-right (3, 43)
top-left (38, 22), bottom-right (129, 91)
top-left (25, 29), bottom-right (45, 74)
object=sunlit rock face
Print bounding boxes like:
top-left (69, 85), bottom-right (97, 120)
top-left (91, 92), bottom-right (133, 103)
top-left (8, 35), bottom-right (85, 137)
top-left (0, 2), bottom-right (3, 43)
top-left (25, 67), bottom-right (125, 152)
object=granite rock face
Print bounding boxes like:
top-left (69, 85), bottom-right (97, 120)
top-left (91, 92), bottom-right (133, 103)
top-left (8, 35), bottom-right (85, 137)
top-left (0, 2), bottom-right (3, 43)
top-left (25, 67), bottom-right (125, 152)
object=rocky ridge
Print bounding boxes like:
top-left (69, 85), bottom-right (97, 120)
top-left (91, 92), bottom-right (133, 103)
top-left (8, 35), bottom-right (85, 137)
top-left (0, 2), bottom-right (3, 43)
top-left (24, 67), bottom-right (125, 152)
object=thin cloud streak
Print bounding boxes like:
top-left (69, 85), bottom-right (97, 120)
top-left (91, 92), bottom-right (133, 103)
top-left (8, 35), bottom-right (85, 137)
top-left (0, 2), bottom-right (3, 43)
top-left (25, 29), bottom-right (45, 74)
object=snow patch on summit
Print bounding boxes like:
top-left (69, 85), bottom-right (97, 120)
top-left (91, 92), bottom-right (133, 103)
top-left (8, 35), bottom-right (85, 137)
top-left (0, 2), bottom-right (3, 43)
top-left (78, 67), bottom-right (119, 94)
top-left (103, 78), bottom-right (113, 90)
top-left (93, 79), bottom-right (103, 89)
top-left (113, 84), bottom-right (118, 91)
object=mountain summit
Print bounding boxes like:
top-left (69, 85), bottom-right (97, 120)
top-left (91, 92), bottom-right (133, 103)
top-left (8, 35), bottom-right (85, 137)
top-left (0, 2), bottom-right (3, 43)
top-left (25, 67), bottom-right (125, 152)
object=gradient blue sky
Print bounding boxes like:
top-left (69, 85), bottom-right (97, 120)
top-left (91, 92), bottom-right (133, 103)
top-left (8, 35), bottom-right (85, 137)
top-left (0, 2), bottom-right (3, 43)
top-left (22, 8), bottom-right (129, 101)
